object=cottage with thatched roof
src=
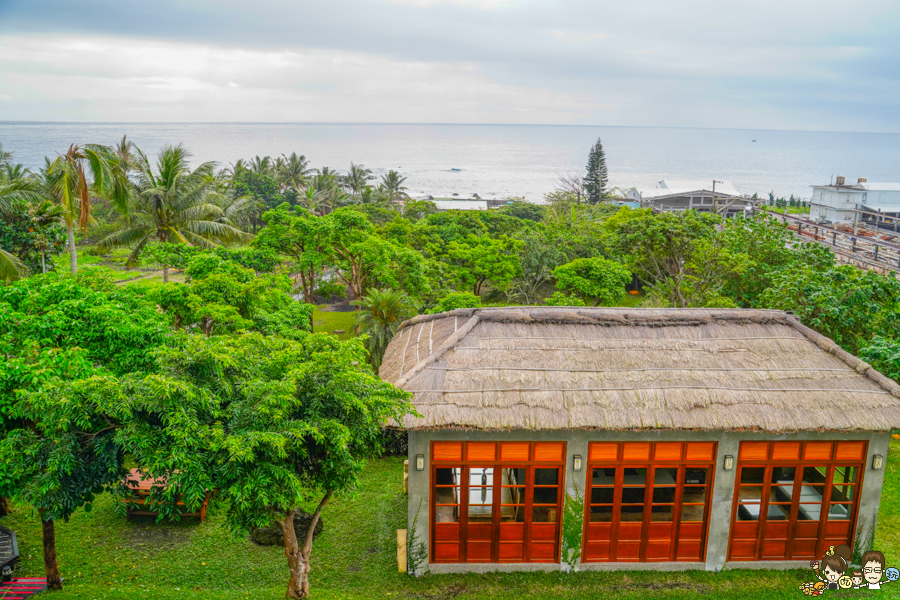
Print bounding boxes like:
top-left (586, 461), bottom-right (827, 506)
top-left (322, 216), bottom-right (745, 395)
top-left (380, 307), bottom-right (900, 573)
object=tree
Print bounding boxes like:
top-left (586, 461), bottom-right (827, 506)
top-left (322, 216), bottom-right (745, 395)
top-left (555, 173), bottom-right (587, 204)
top-left (344, 163), bottom-right (373, 196)
top-left (115, 333), bottom-right (414, 599)
top-left (379, 170), bottom-right (408, 204)
top-left (508, 230), bottom-right (567, 304)
top-left (277, 152), bottom-right (313, 191)
top-left (0, 176), bottom-right (47, 281)
top-left (552, 257), bottom-right (631, 306)
top-left (500, 200), bottom-right (545, 222)
top-left (99, 145), bottom-right (249, 282)
top-left (353, 288), bottom-right (414, 370)
top-left (543, 291), bottom-right (586, 306)
top-left (445, 235), bottom-right (522, 296)
top-left (48, 143), bottom-right (123, 274)
top-left (254, 204), bottom-right (333, 305)
top-left (584, 137), bottom-right (609, 204)
top-left (428, 290), bottom-right (482, 313)
top-left (402, 199), bottom-right (438, 223)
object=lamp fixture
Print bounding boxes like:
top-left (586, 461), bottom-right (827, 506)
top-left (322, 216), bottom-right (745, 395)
top-left (573, 455), bottom-right (582, 472)
top-left (416, 454), bottom-right (425, 471)
top-left (724, 455), bottom-right (734, 471)
top-left (872, 454), bottom-right (884, 471)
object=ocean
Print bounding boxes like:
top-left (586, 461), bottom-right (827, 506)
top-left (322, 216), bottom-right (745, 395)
top-left (2, 122), bottom-right (899, 201)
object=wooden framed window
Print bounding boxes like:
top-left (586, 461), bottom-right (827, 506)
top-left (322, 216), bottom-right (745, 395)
top-left (430, 441), bottom-right (566, 563)
top-left (727, 441), bottom-right (866, 562)
top-left (583, 441), bottom-right (716, 563)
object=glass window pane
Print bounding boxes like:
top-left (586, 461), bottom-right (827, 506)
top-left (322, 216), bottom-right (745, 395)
top-left (654, 468), bottom-right (678, 485)
top-left (534, 468), bottom-right (559, 486)
top-left (622, 487), bottom-right (645, 504)
top-left (833, 466), bottom-right (858, 484)
top-left (770, 467), bottom-right (795, 484)
top-left (435, 486), bottom-right (459, 504)
top-left (534, 486), bottom-right (558, 505)
top-left (830, 485), bottom-right (855, 503)
top-left (685, 468), bottom-right (708, 485)
top-left (435, 467), bottom-right (461, 485)
top-left (501, 486), bottom-right (525, 505)
top-left (740, 467), bottom-right (765, 484)
top-left (682, 487), bottom-right (706, 504)
top-left (468, 467), bottom-right (493, 506)
top-left (620, 505), bottom-right (644, 521)
top-left (590, 505), bottom-right (613, 522)
top-left (592, 468), bottom-right (616, 486)
top-left (500, 505), bottom-right (525, 523)
top-left (468, 487), bottom-right (494, 505)
top-left (768, 504), bottom-right (791, 520)
top-left (652, 487), bottom-right (676, 504)
top-left (769, 486), bottom-right (793, 503)
top-left (591, 487), bottom-right (614, 504)
top-left (532, 505), bottom-right (558, 523)
top-left (435, 505), bottom-right (459, 522)
top-left (802, 467), bottom-right (828, 485)
top-left (737, 503), bottom-right (760, 521)
top-left (502, 467), bottom-right (526, 486)
top-left (828, 503), bottom-right (851, 520)
top-left (737, 486), bottom-right (763, 502)
top-left (797, 504), bottom-right (824, 521)
top-left (468, 503), bottom-right (493, 522)
top-left (651, 505), bottom-right (674, 521)
top-left (681, 504), bottom-right (706, 522)
top-left (622, 468), bottom-right (647, 485)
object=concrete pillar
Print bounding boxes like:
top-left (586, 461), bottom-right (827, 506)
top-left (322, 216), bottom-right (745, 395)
top-left (705, 432), bottom-right (739, 571)
top-left (407, 430), bottom-right (431, 573)
top-left (854, 433), bottom-right (890, 555)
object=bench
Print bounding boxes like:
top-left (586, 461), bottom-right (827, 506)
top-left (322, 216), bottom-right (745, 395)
top-left (123, 468), bottom-right (209, 522)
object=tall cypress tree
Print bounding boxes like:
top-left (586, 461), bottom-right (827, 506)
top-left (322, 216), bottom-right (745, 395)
top-left (585, 137), bottom-right (608, 204)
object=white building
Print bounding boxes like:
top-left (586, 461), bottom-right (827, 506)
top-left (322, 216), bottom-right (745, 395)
top-left (810, 176), bottom-right (900, 225)
top-left (628, 180), bottom-right (753, 216)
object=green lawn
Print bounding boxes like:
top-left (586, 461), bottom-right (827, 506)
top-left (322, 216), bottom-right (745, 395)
top-left (4, 441), bottom-right (900, 599)
top-left (313, 307), bottom-right (356, 340)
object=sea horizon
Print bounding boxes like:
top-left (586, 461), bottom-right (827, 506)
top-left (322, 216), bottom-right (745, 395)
top-left (3, 122), bottom-right (899, 201)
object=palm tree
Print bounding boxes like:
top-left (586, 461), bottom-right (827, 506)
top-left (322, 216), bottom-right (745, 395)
top-left (276, 152), bottom-right (313, 191)
top-left (379, 170), bottom-right (409, 205)
top-left (249, 155), bottom-right (276, 178)
top-left (48, 144), bottom-right (122, 274)
top-left (98, 144), bottom-right (250, 283)
top-left (353, 288), bottom-right (414, 370)
top-left (0, 176), bottom-right (44, 281)
top-left (344, 163), bottom-right (373, 195)
top-left (300, 186), bottom-right (327, 216)
top-left (29, 200), bottom-right (64, 274)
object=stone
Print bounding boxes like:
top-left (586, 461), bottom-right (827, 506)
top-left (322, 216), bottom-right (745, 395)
top-left (332, 329), bottom-right (346, 334)
top-left (249, 510), bottom-right (324, 546)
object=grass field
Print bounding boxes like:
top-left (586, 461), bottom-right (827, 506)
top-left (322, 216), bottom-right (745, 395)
top-left (3, 441), bottom-right (899, 600)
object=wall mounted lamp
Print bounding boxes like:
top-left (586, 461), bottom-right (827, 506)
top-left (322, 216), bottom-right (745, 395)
top-left (872, 454), bottom-right (884, 471)
top-left (723, 455), bottom-right (734, 471)
top-left (573, 455), bottom-right (582, 472)
top-left (416, 454), bottom-right (425, 471)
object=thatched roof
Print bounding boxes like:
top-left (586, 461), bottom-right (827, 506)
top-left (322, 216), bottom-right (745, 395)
top-left (379, 307), bottom-right (900, 432)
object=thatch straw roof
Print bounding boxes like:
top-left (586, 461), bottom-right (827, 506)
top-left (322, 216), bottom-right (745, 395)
top-left (379, 307), bottom-right (900, 432)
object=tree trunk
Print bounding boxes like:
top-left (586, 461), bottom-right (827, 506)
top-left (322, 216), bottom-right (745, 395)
top-left (0, 496), bottom-right (10, 517)
top-left (66, 222), bottom-right (77, 275)
top-left (163, 263), bottom-right (169, 284)
top-left (41, 251), bottom-right (46, 274)
top-left (40, 512), bottom-right (62, 591)
top-left (280, 492), bottom-right (332, 600)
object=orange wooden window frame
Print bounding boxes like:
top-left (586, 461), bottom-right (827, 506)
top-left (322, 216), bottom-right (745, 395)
top-left (582, 441), bottom-right (717, 563)
top-left (429, 441), bottom-right (567, 564)
top-left (726, 441), bottom-right (867, 562)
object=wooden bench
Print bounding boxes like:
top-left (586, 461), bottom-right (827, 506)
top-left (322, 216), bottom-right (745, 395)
top-left (123, 468), bottom-right (209, 522)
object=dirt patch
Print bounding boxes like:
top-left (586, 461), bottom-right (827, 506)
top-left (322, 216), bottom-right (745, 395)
top-left (608, 581), bottom-right (713, 593)
top-left (120, 522), bottom-right (192, 549)
top-left (319, 302), bottom-right (356, 312)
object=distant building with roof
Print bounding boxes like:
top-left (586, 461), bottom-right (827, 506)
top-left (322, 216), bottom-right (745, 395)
top-left (810, 176), bottom-right (900, 225)
top-left (628, 180), bottom-right (754, 217)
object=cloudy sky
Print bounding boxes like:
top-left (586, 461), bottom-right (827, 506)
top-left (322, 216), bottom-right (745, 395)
top-left (1, 0), bottom-right (898, 130)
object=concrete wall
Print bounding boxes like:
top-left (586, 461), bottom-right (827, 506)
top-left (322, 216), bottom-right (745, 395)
top-left (407, 429), bottom-right (890, 574)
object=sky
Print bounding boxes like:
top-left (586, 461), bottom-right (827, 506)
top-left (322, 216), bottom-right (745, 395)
top-left (0, 0), bottom-right (899, 131)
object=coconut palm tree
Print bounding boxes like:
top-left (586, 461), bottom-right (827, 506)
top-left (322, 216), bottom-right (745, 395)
top-left (353, 288), bottom-right (414, 370)
top-left (98, 144), bottom-right (250, 283)
top-left (29, 200), bottom-right (64, 274)
top-left (277, 152), bottom-right (313, 191)
top-left (48, 143), bottom-right (123, 274)
top-left (379, 170), bottom-right (408, 205)
top-left (249, 155), bottom-right (276, 178)
top-left (344, 163), bottom-right (373, 196)
top-left (0, 176), bottom-right (45, 281)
